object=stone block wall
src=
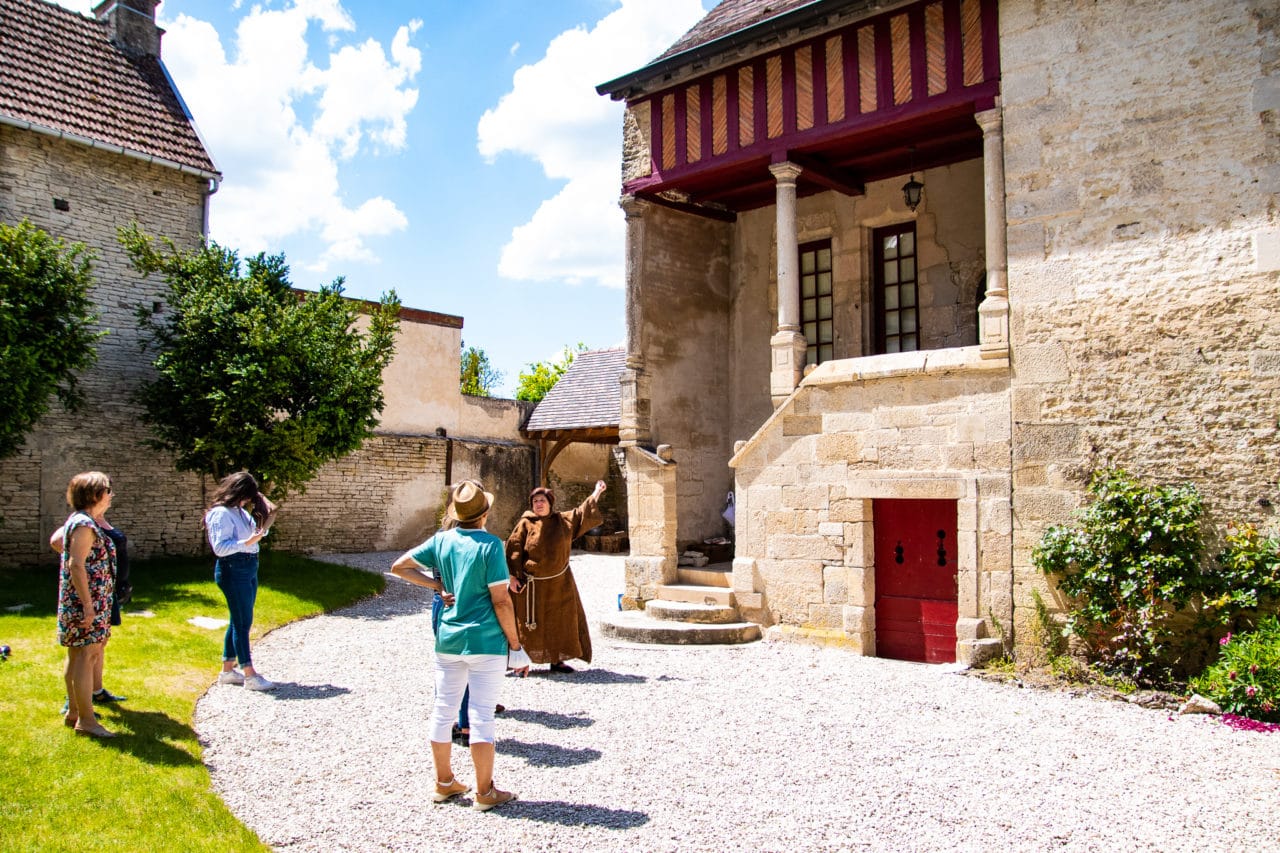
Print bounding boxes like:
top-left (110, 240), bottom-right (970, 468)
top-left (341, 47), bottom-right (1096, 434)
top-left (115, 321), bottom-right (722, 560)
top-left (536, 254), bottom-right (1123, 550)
top-left (1000, 0), bottom-right (1280, 638)
top-left (635, 203), bottom-right (736, 545)
top-left (0, 127), bottom-right (540, 566)
top-left (0, 127), bottom-right (211, 564)
top-left (731, 349), bottom-right (1012, 660)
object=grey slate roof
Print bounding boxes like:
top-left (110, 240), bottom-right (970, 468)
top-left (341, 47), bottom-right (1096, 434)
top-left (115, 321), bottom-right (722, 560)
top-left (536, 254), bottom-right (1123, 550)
top-left (525, 348), bottom-right (626, 434)
top-left (0, 0), bottom-right (218, 175)
top-left (655, 0), bottom-right (820, 62)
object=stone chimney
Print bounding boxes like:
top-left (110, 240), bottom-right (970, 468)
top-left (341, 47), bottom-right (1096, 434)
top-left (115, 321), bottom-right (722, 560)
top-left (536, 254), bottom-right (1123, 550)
top-left (92, 0), bottom-right (164, 58)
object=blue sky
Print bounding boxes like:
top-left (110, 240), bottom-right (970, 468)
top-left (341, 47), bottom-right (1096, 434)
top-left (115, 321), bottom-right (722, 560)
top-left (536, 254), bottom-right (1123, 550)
top-left (55, 0), bottom-right (710, 395)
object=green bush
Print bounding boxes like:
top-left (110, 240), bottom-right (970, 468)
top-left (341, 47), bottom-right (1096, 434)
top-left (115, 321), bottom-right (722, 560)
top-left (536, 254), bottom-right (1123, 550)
top-left (1205, 523), bottom-right (1280, 629)
top-left (1032, 468), bottom-right (1205, 682)
top-left (1191, 616), bottom-right (1280, 722)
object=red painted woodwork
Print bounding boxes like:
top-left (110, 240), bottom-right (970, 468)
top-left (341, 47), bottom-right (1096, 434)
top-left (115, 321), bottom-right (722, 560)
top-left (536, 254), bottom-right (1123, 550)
top-left (874, 498), bottom-right (958, 663)
top-left (626, 0), bottom-right (1000, 213)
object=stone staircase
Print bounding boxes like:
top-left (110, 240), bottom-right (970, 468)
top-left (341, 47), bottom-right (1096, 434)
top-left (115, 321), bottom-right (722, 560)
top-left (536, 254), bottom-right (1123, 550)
top-left (600, 564), bottom-right (762, 644)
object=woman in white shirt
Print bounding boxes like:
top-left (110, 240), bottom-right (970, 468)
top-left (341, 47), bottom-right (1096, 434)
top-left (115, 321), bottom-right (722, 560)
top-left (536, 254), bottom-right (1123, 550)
top-left (204, 472), bottom-right (277, 691)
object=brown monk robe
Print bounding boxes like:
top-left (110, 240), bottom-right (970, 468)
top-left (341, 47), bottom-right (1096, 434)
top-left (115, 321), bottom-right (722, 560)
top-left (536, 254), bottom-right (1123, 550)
top-left (505, 483), bottom-right (604, 669)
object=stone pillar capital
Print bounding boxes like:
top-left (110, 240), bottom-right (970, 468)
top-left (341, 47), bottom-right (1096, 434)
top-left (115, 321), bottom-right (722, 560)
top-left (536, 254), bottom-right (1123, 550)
top-left (975, 107), bottom-right (1003, 137)
top-left (768, 160), bottom-right (804, 185)
top-left (619, 194), bottom-right (649, 220)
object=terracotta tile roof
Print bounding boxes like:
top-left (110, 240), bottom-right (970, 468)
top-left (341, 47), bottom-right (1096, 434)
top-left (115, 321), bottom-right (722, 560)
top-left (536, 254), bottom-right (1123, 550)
top-left (0, 0), bottom-right (217, 175)
top-left (525, 348), bottom-right (626, 434)
top-left (655, 0), bottom-right (821, 61)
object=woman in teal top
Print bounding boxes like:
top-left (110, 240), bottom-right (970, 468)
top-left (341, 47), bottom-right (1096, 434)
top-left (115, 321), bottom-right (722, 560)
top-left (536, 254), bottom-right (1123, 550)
top-left (391, 480), bottom-right (527, 812)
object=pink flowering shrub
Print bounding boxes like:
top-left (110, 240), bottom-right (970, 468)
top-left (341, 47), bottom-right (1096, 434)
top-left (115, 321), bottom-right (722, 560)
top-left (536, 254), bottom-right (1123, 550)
top-left (1191, 615), bottom-right (1280, 723)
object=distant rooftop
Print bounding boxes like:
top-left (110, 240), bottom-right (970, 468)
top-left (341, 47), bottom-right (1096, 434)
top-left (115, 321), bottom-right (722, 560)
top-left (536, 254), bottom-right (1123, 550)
top-left (0, 0), bottom-right (218, 176)
top-left (524, 348), bottom-right (626, 435)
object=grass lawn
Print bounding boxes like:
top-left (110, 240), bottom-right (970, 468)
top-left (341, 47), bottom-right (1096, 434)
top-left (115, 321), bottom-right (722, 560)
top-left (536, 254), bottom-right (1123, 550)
top-left (0, 551), bottom-right (384, 852)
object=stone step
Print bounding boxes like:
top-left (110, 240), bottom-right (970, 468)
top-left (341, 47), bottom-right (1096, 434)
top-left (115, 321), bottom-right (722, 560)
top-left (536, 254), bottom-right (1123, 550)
top-left (676, 563), bottom-right (732, 587)
top-left (645, 599), bottom-right (740, 624)
top-left (654, 584), bottom-right (734, 606)
top-left (600, 610), bottom-right (761, 645)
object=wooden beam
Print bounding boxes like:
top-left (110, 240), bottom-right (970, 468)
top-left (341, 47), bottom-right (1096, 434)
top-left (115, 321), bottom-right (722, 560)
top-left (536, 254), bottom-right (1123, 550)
top-left (635, 191), bottom-right (737, 222)
top-left (784, 152), bottom-right (865, 196)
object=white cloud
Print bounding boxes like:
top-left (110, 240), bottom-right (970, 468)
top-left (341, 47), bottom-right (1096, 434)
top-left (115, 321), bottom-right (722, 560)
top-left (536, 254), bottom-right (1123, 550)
top-left (478, 0), bottom-right (707, 289)
top-left (153, 2), bottom-right (421, 272)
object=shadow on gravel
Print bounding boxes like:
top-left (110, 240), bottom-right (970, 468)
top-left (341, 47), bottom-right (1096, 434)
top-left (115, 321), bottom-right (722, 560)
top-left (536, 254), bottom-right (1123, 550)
top-left (561, 669), bottom-right (647, 685)
top-left (270, 683), bottom-right (353, 701)
top-left (488, 800), bottom-right (649, 828)
top-left (501, 709), bottom-right (594, 729)
top-left (499, 739), bottom-right (602, 767)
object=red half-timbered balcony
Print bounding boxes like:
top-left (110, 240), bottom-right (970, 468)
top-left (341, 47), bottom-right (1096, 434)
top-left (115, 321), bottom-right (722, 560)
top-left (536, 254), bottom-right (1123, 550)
top-left (602, 0), bottom-right (1000, 214)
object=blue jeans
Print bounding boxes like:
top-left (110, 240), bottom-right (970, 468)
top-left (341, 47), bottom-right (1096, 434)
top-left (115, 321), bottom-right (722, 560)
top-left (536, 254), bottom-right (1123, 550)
top-left (432, 593), bottom-right (468, 729)
top-left (215, 552), bottom-right (258, 668)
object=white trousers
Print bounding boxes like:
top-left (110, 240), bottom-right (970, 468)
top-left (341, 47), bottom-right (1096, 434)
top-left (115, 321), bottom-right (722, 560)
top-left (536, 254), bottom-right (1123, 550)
top-left (430, 653), bottom-right (505, 744)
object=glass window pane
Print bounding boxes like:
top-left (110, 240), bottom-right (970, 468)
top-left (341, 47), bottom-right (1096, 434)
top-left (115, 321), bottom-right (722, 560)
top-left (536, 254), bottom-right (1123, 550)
top-left (804, 322), bottom-right (818, 343)
top-left (817, 272), bottom-right (832, 296)
top-left (885, 312), bottom-right (899, 335)
top-left (886, 337), bottom-right (900, 353)
top-left (802, 274), bottom-right (816, 298)
top-left (817, 248), bottom-right (831, 270)
top-left (884, 285), bottom-right (899, 310)
top-left (883, 235), bottom-right (898, 259)
top-left (801, 252), bottom-right (815, 274)
top-left (901, 257), bottom-right (915, 281)
top-left (884, 263), bottom-right (898, 285)
top-left (902, 333), bottom-right (917, 351)
top-left (819, 343), bottom-right (834, 362)
top-left (803, 300), bottom-right (816, 322)
top-left (818, 319), bottom-right (833, 342)
top-left (902, 309), bottom-right (916, 333)
top-left (901, 232), bottom-right (914, 255)
top-left (806, 348), bottom-right (818, 366)
top-left (901, 283), bottom-right (915, 307)
top-left (818, 295), bottom-right (832, 320)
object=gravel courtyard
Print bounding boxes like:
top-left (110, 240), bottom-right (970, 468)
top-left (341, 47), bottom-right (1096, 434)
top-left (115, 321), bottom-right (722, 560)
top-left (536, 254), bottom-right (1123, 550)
top-left (195, 552), bottom-right (1280, 852)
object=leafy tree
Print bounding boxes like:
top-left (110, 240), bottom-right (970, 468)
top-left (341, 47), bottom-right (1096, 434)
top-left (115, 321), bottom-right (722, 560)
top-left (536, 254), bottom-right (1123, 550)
top-left (0, 219), bottom-right (103, 459)
top-left (460, 341), bottom-right (502, 397)
top-left (121, 223), bottom-right (400, 499)
top-left (515, 342), bottom-right (587, 403)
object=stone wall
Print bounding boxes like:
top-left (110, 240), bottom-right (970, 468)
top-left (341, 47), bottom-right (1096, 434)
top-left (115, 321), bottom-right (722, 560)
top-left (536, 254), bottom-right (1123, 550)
top-left (731, 348), bottom-right (1011, 662)
top-left (0, 126), bottom-right (539, 566)
top-left (636, 203), bottom-right (736, 546)
top-left (0, 127), bottom-right (211, 565)
top-left (1000, 0), bottom-right (1280, 637)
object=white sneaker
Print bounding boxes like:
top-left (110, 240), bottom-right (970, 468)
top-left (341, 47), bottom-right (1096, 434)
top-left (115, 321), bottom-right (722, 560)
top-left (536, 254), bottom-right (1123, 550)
top-left (244, 674), bottom-right (277, 691)
top-left (217, 669), bottom-right (245, 685)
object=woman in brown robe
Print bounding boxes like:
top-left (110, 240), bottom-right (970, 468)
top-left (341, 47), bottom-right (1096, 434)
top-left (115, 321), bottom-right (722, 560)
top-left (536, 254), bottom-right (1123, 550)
top-left (505, 480), bottom-right (606, 673)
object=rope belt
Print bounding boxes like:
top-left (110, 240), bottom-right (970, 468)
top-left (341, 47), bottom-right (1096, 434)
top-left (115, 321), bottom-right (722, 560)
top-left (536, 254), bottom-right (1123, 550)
top-left (522, 562), bottom-right (570, 631)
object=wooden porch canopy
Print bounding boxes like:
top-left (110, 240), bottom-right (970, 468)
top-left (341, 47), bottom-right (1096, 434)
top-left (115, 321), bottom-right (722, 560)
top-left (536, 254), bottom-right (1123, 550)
top-left (597, 0), bottom-right (1000, 215)
top-left (521, 348), bottom-right (626, 486)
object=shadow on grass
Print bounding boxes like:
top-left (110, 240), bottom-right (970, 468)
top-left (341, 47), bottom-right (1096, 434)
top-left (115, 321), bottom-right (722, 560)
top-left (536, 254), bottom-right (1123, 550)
top-left (91, 706), bottom-right (202, 767)
top-left (497, 738), bottom-right (602, 767)
top-left (484, 799), bottom-right (649, 828)
top-left (500, 709), bottom-right (594, 729)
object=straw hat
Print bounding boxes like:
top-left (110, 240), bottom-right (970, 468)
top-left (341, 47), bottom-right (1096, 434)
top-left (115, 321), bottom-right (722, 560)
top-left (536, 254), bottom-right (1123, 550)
top-left (448, 480), bottom-right (494, 523)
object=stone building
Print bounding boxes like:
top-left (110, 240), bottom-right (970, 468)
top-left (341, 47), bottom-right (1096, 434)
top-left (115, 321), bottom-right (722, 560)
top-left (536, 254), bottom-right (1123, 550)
top-left (598, 0), bottom-right (1280, 663)
top-left (0, 0), bottom-right (536, 564)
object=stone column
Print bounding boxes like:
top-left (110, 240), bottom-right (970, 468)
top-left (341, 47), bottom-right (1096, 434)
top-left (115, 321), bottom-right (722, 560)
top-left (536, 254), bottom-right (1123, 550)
top-left (976, 107), bottom-right (1010, 359)
top-left (618, 195), bottom-right (651, 446)
top-left (768, 161), bottom-right (808, 405)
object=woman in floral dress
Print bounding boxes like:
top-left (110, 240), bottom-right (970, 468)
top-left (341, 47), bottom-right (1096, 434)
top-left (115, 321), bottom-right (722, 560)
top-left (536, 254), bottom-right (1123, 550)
top-left (57, 471), bottom-right (117, 738)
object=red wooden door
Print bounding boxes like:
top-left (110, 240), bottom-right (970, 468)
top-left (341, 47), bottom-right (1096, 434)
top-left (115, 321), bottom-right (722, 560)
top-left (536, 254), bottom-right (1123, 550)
top-left (873, 499), bottom-right (958, 663)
